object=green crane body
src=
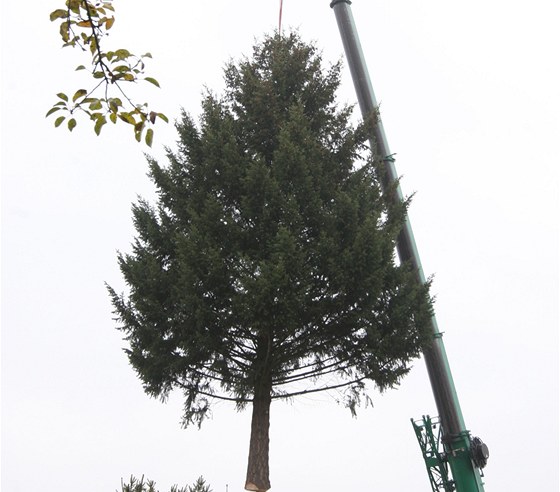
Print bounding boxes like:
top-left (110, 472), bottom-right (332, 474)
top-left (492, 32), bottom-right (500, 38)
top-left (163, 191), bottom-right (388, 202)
top-left (329, 2), bottom-right (489, 491)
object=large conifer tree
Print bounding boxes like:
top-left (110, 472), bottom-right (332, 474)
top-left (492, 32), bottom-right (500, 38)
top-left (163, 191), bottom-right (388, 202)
top-left (108, 33), bottom-right (432, 492)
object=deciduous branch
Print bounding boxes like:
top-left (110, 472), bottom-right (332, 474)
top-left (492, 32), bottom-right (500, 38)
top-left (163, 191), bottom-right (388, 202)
top-left (47, 0), bottom-right (168, 146)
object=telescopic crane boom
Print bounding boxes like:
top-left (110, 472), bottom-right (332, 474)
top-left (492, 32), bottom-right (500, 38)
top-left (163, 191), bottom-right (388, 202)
top-left (329, 2), bottom-right (489, 491)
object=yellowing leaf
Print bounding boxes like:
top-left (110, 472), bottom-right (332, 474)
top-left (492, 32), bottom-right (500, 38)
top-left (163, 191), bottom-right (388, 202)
top-left (49, 9), bottom-right (67, 21)
top-left (76, 20), bottom-right (92, 28)
top-left (105, 16), bottom-right (115, 29)
top-left (145, 128), bottom-right (154, 147)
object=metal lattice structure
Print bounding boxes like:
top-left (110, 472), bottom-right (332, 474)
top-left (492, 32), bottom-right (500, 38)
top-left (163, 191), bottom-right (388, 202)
top-left (412, 416), bottom-right (456, 492)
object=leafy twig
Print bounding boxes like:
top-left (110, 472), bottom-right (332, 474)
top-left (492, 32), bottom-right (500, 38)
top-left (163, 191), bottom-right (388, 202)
top-left (47, 0), bottom-right (168, 146)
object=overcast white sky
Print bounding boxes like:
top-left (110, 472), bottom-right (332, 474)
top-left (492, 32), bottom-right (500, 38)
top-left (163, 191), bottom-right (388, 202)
top-left (1, 1), bottom-right (559, 491)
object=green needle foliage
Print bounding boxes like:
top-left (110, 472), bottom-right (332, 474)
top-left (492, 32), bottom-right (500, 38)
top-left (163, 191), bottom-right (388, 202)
top-left (108, 32), bottom-right (433, 492)
top-left (120, 475), bottom-right (211, 492)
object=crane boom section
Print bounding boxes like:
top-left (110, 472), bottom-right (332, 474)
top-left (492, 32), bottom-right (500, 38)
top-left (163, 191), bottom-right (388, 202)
top-left (329, 2), bottom-right (487, 491)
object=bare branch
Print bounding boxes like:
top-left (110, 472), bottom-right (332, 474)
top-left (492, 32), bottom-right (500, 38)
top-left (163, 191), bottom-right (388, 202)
top-left (271, 376), bottom-right (368, 400)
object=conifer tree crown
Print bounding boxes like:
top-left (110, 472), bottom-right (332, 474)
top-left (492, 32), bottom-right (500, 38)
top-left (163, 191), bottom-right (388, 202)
top-left (108, 31), bottom-right (432, 491)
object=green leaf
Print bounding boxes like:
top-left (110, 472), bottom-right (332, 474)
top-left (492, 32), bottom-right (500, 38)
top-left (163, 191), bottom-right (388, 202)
top-left (89, 100), bottom-right (103, 111)
top-left (49, 9), bottom-right (68, 21)
top-left (57, 92), bottom-right (68, 102)
top-left (145, 128), bottom-right (154, 147)
top-left (89, 37), bottom-right (97, 55)
top-left (135, 130), bottom-right (142, 143)
top-left (134, 110), bottom-right (147, 122)
top-left (54, 116), bottom-right (66, 128)
top-left (157, 113), bottom-right (169, 123)
top-left (142, 52), bottom-right (153, 58)
top-left (114, 49), bottom-right (131, 60)
top-left (108, 98), bottom-right (122, 112)
top-left (80, 33), bottom-right (93, 46)
top-left (109, 112), bottom-right (117, 124)
top-left (144, 77), bottom-right (160, 88)
top-left (68, 0), bottom-right (80, 15)
top-left (75, 65), bottom-right (87, 71)
top-left (87, 5), bottom-right (100, 18)
top-left (93, 71), bottom-right (106, 79)
top-left (45, 107), bottom-right (61, 118)
top-left (68, 118), bottom-right (77, 132)
top-left (72, 89), bottom-right (88, 102)
top-left (118, 112), bottom-right (136, 125)
top-left (94, 116), bottom-right (107, 136)
top-left (59, 21), bottom-right (70, 42)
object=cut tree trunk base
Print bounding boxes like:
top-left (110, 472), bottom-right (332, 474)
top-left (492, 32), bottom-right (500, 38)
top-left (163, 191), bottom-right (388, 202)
top-left (244, 392), bottom-right (272, 491)
top-left (245, 481), bottom-right (269, 492)
top-left (245, 372), bottom-right (272, 492)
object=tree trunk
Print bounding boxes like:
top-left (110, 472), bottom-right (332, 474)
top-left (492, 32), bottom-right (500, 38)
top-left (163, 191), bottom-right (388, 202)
top-left (245, 390), bottom-right (272, 491)
top-left (245, 360), bottom-right (273, 491)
